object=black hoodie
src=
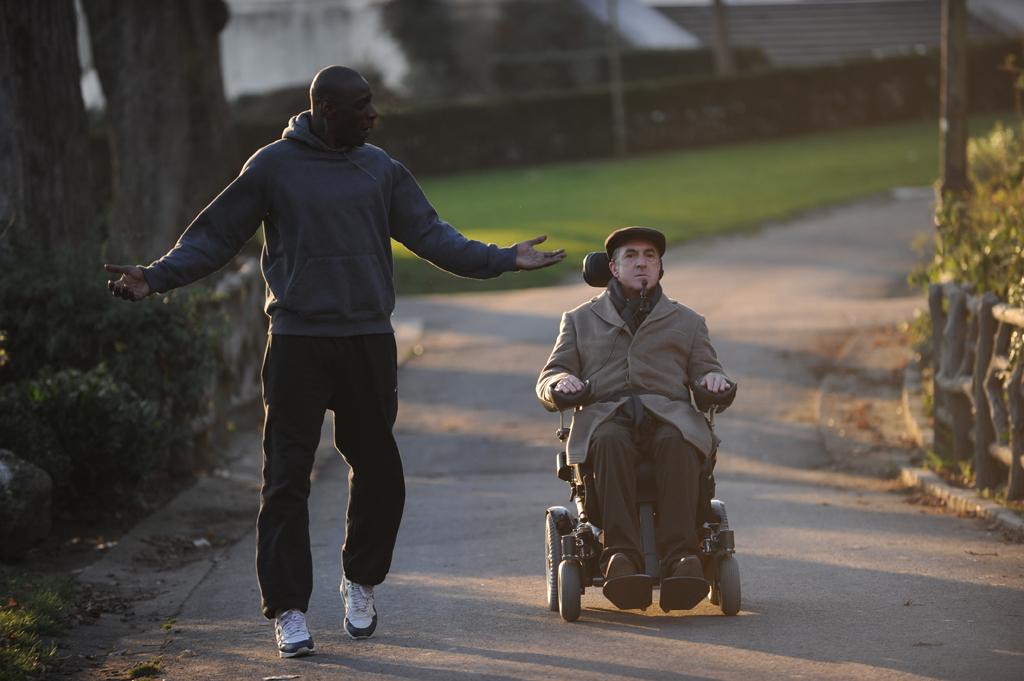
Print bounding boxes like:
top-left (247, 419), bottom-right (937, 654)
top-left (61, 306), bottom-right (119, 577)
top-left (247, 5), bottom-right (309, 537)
top-left (142, 111), bottom-right (517, 337)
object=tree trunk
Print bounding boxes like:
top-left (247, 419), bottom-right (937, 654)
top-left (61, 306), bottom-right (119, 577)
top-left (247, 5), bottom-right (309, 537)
top-left (84, 0), bottom-right (234, 263)
top-left (180, 0), bottom-right (234, 226)
top-left (711, 0), bottom-right (736, 77)
top-left (940, 0), bottom-right (968, 195)
top-left (0, 0), bottom-right (96, 259)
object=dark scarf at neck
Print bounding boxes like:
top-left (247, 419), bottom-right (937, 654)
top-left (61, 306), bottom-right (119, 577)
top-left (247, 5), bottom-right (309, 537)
top-left (608, 278), bottom-right (662, 333)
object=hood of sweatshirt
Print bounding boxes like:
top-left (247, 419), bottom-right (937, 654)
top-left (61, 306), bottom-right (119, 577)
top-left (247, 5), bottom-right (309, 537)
top-left (282, 111), bottom-right (343, 153)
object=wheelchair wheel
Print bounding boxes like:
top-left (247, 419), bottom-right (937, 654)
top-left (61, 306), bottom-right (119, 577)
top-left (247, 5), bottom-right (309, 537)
top-left (545, 513), bottom-right (561, 611)
top-left (718, 555), bottom-right (741, 616)
top-left (557, 560), bottom-right (582, 622)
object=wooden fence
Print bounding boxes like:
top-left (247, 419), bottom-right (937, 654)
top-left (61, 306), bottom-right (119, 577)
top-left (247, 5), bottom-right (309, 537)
top-left (928, 282), bottom-right (1024, 500)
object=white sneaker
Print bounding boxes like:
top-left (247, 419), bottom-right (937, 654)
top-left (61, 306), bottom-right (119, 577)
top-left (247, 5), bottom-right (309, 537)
top-left (341, 576), bottom-right (378, 639)
top-left (274, 609), bottom-right (314, 658)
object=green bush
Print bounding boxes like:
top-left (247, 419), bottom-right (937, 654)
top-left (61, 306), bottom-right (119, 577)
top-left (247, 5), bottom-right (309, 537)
top-left (0, 383), bottom-right (69, 493)
top-left (0, 255), bottom-right (218, 511)
top-left (0, 367), bottom-right (162, 507)
top-left (920, 117), bottom-right (1024, 366)
top-left (928, 121), bottom-right (1024, 303)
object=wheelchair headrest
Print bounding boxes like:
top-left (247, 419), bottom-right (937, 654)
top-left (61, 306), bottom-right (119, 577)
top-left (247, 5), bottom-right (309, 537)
top-left (582, 252), bottom-right (612, 288)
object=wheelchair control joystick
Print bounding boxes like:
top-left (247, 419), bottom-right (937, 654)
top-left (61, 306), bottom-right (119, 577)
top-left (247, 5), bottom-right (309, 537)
top-left (556, 409), bottom-right (570, 442)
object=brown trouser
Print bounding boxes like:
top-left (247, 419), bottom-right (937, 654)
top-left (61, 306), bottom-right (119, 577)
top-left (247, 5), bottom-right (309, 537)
top-left (588, 412), bottom-right (701, 575)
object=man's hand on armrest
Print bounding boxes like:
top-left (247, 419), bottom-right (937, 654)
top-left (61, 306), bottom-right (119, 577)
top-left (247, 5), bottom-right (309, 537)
top-left (555, 374), bottom-right (586, 394)
top-left (693, 373), bottom-right (737, 413)
top-left (700, 372), bottom-right (730, 393)
top-left (549, 374), bottom-right (591, 410)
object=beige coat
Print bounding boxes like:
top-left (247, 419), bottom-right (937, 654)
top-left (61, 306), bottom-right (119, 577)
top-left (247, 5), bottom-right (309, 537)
top-left (536, 289), bottom-right (726, 465)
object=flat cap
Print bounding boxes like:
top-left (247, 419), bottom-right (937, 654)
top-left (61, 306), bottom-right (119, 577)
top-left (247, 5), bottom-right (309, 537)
top-left (604, 226), bottom-right (666, 259)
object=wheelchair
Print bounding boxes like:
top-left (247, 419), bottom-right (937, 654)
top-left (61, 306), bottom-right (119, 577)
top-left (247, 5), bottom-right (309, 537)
top-left (543, 252), bottom-right (741, 622)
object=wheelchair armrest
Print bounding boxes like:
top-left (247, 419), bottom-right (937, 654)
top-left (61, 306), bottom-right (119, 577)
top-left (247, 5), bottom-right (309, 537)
top-left (691, 379), bottom-right (737, 413)
top-left (550, 381), bottom-right (592, 410)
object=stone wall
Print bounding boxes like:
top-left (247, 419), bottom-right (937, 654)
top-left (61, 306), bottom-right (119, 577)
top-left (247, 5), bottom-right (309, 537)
top-left (184, 255), bottom-right (267, 472)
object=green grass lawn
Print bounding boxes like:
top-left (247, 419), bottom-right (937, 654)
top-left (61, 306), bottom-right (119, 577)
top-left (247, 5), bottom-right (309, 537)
top-left (393, 112), bottom-right (1012, 294)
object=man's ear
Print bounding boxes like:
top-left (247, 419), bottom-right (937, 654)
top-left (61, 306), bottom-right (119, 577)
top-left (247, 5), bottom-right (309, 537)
top-left (608, 258), bottom-right (619, 279)
top-left (318, 100), bottom-right (336, 119)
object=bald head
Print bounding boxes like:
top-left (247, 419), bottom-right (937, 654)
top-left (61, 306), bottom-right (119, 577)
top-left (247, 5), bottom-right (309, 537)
top-left (310, 66), bottom-right (367, 112)
top-left (307, 65), bottom-right (378, 149)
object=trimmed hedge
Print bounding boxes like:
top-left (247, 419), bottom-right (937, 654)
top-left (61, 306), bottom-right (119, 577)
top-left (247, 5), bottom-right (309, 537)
top-left (489, 46), bottom-right (768, 95)
top-left (234, 40), bottom-right (1020, 176)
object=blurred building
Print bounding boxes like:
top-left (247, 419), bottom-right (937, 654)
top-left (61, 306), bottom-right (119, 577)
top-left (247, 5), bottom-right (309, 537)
top-left (579, 0), bottom-right (700, 48)
top-left (78, 0), bottom-right (1023, 110)
top-left (639, 0), bottom-right (1019, 67)
top-left (218, 0), bottom-right (408, 100)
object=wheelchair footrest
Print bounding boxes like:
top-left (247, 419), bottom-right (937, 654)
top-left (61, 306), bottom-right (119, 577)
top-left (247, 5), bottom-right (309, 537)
top-left (659, 577), bottom-right (709, 612)
top-left (602, 575), bottom-right (653, 610)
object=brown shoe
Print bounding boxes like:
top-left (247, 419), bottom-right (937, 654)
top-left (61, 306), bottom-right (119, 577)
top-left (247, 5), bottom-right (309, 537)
top-left (669, 555), bottom-right (703, 579)
top-left (604, 553), bottom-right (639, 580)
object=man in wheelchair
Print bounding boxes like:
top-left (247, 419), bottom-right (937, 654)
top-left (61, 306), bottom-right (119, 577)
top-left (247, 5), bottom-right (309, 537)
top-left (536, 226), bottom-right (735, 613)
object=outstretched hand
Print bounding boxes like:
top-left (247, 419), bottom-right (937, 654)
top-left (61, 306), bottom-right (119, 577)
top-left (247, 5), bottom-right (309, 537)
top-left (514, 235), bottom-right (566, 271)
top-left (104, 264), bottom-right (152, 302)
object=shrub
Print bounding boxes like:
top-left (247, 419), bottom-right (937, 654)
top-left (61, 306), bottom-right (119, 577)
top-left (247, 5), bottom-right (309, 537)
top-left (0, 367), bottom-right (162, 508)
top-left (0, 254), bottom-right (219, 511)
top-left (932, 121), bottom-right (1023, 297)
top-left (920, 117), bottom-right (1024, 366)
top-left (0, 383), bottom-right (69, 494)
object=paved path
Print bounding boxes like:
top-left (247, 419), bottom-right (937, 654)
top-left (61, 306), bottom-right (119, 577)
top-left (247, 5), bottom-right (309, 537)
top-left (89, 192), bottom-right (1024, 680)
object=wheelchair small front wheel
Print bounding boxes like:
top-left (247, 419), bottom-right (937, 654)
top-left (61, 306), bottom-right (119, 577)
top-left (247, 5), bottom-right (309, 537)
top-left (545, 513), bottom-right (561, 611)
top-left (718, 555), bottom-right (741, 616)
top-left (557, 560), bottom-right (582, 622)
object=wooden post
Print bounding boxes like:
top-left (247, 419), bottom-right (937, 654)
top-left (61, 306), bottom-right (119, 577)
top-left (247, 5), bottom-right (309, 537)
top-left (986, 322), bottom-right (1013, 453)
top-left (929, 284), bottom-right (949, 455)
top-left (1008, 361), bottom-right (1024, 501)
top-left (711, 0), bottom-right (736, 77)
top-left (939, 0), bottom-right (968, 196)
top-left (974, 293), bottom-right (1000, 489)
top-left (606, 0), bottom-right (628, 156)
top-left (942, 288), bottom-right (973, 462)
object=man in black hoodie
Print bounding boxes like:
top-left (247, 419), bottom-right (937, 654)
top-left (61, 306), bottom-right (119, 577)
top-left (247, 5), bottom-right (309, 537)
top-left (105, 65), bottom-right (565, 658)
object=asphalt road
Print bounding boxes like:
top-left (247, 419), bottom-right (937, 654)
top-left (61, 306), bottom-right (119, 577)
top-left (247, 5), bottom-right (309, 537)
top-left (99, 192), bottom-right (1024, 681)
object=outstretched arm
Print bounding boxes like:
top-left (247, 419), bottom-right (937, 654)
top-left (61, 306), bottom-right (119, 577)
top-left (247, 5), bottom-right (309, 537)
top-left (105, 155), bottom-right (269, 301)
top-left (390, 160), bottom-right (564, 278)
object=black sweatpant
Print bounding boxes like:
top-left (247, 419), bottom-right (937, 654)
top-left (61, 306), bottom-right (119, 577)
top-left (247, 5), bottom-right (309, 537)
top-left (588, 413), bottom-right (701, 576)
top-left (256, 333), bottom-right (404, 620)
